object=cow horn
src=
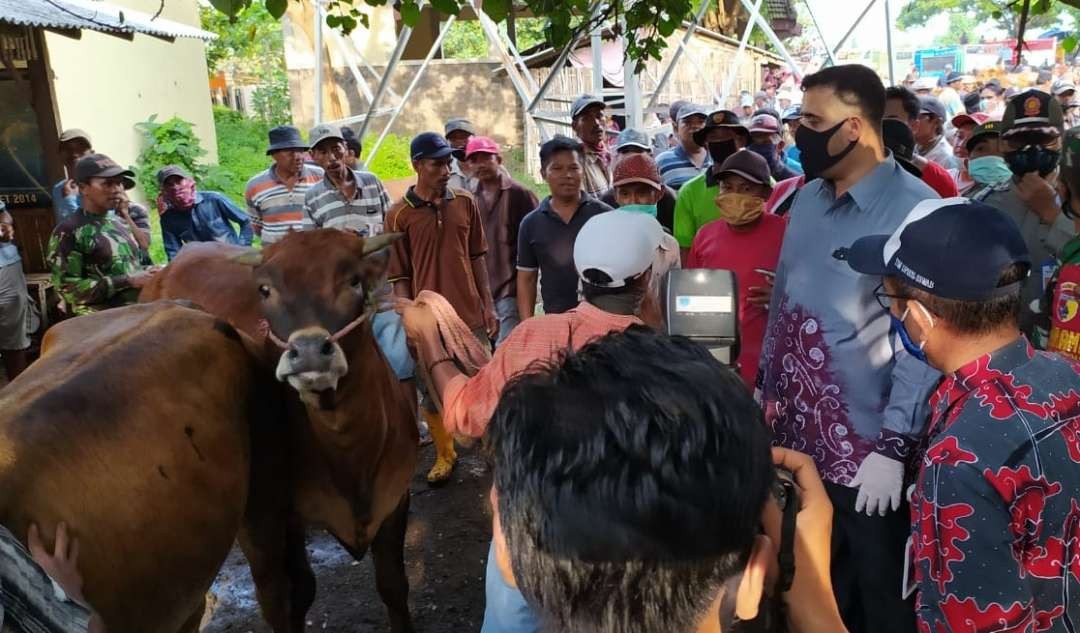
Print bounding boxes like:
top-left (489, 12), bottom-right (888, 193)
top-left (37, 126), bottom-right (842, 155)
top-left (228, 248), bottom-right (263, 267)
top-left (362, 232), bottom-right (404, 255)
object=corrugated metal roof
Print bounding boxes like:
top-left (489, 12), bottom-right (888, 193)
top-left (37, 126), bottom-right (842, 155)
top-left (0, 0), bottom-right (217, 41)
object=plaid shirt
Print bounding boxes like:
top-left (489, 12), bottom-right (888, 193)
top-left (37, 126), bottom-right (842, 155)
top-left (302, 169), bottom-right (391, 237)
top-left (911, 337), bottom-right (1080, 632)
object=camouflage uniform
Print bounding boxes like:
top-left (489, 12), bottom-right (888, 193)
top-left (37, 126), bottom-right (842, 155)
top-left (48, 209), bottom-right (144, 315)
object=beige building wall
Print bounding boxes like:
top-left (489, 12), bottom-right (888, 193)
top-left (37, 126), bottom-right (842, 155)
top-left (44, 0), bottom-right (217, 187)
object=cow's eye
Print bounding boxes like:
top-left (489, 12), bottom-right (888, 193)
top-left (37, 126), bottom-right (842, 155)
top-left (258, 284), bottom-right (271, 299)
top-left (350, 275), bottom-right (362, 289)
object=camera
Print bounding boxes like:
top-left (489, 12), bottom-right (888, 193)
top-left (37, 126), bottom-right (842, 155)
top-left (661, 269), bottom-right (740, 366)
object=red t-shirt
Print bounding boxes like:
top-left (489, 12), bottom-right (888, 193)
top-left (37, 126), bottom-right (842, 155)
top-left (920, 160), bottom-right (959, 198)
top-left (686, 213), bottom-right (787, 387)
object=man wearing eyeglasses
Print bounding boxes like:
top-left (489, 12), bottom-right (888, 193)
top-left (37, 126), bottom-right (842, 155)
top-left (303, 124), bottom-right (392, 238)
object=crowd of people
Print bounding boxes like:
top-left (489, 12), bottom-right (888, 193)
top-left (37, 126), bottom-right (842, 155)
top-left (2, 58), bottom-right (1080, 633)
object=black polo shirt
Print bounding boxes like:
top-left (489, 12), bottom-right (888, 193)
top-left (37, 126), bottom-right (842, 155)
top-left (516, 194), bottom-right (612, 314)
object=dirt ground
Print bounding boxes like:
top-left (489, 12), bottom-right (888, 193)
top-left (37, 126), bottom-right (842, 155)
top-left (203, 444), bottom-right (494, 633)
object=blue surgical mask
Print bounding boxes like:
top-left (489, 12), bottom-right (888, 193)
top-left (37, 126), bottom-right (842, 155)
top-left (980, 98), bottom-right (994, 112)
top-left (619, 203), bottom-right (658, 217)
top-left (967, 155), bottom-right (1013, 185)
top-left (889, 303), bottom-right (934, 364)
top-left (748, 142), bottom-right (779, 170)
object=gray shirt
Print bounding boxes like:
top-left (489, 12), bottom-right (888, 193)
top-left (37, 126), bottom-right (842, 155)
top-left (972, 180), bottom-right (1077, 336)
top-left (302, 169), bottom-right (391, 237)
top-left (760, 156), bottom-right (942, 486)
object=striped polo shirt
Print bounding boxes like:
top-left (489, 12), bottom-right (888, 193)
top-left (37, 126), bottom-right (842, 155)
top-left (244, 164), bottom-right (324, 244)
top-left (302, 169), bottom-right (391, 237)
top-left (655, 144), bottom-right (711, 191)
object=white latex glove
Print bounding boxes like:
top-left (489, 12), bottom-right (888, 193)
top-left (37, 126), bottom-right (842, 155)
top-left (851, 452), bottom-right (904, 516)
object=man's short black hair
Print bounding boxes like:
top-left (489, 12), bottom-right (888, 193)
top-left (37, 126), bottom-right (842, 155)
top-left (489, 327), bottom-right (774, 633)
top-left (540, 135), bottom-right (585, 172)
top-left (802, 64), bottom-right (886, 128)
top-left (897, 263), bottom-right (1029, 335)
top-left (885, 86), bottom-right (920, 123)
top-left (341, 127), bottom-right (361, 157)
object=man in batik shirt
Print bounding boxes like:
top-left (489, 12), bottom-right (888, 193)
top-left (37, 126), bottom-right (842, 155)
top-left (845, 198), bottom-right (1080, 633)
top-left (48, 155), bottom-right (157, 315)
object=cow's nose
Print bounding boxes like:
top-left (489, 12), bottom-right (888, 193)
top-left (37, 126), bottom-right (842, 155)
top-left (286, 333), bottom-right (336, 372)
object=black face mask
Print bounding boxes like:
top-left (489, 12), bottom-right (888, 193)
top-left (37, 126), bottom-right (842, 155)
top-left (708, 139), bottom-right (739, 166)
top-left (795, 118), bottom-right (857, 181)
top-left (1003, 144), bottom-right (1060, 177)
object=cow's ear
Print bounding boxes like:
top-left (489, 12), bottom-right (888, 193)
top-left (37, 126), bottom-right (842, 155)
top-left (361, 232), bottom-right (404, 256)
top-left (228, 248), bottom-right (263, 267)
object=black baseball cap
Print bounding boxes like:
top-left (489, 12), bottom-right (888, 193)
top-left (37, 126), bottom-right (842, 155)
top-left (156, 164), bottom-right (191, 187)
top-left (693, 109), bottom-right (748, 146)
top-left (965, 120), bottom-right (1003, 152)
top-left (410, 131), bottom-right (454, 160)
top-left (75, 153), bottom-right (136, 188)
top-left (845, 198), bottom-right (1030, 301)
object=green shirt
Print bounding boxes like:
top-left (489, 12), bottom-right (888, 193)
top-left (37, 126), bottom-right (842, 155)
top-left (673, 171), bottom-right (721, 248)
top-left (48, 209), bottom-right (144, 315)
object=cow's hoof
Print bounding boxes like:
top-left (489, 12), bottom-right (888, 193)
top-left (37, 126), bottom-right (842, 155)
top-left (426, 457), bottom-right (455, 485)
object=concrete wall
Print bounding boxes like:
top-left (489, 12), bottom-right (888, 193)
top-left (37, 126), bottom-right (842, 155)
top-left (44, 0), bottom-right (217, 180)
top-left (289, 59), bottom-right (525, 147)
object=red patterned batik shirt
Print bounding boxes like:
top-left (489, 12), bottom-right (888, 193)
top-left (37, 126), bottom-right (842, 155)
top-left (911, 336), bottom-right (1080, 632)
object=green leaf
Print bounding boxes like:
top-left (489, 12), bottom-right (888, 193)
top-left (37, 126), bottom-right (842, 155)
top-left (482, 0), bottom-right (511, 23)
top-left (399, 0), bottom-right (421, 25)
top-left (208, 0), bottom-right (242, 18)
top-left (265, 0), bottom-right (287, 19)
top-left (431, 0), bottom-right (460, 15)
top-left (325, 13), bottom-right (342, 27)
top-left (1064, 34), bottom-right (1080, 53)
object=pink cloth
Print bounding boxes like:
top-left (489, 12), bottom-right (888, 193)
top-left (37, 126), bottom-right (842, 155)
top-left (158, 177), bottom-right (197, 215)
top-left (686, 214), bottom-right (787, 387)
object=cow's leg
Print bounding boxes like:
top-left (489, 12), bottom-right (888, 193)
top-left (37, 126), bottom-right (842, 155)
top-left (371, 493), bottom-right (414, 633)
top-left (239, 515), bottom-right (315, 633)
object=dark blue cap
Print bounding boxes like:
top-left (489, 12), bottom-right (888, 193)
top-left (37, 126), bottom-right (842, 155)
top-left (266, 125), bottom-right (308, 155)
top-left (845, 198), bottom-right (1031, 301)
top-left (410, 132), bottom-right (453, 160)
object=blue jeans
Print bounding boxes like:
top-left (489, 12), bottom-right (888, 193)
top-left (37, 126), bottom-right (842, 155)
top-left (494, 297), bottom-right (520, 348)
top-left (481, 541), bottom-right (538, 633)
top-left (372, 310), bottom-right (415, 380)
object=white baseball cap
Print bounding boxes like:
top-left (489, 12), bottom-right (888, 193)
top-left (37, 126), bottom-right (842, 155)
top-left (574, 211), bottom-right (665, 288)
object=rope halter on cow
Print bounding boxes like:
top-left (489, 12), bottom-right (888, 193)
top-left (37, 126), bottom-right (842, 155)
top-left (257, 307), bottom-right (375, 351)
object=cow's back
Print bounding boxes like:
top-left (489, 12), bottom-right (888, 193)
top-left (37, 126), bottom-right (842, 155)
top-left (0, 302), bottom-right (267, 633)
top-left (141, 242), bottom-right (264, 339)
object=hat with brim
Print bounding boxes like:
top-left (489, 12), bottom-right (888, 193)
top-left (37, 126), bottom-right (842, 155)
top-left (444, 118), bottom-right (476, 136)
top-left (715, 150), bottom-right (772, 192)
top-left (58, 128), bottom-right (92, 147)
top-left (693, 109), bottom-right (749, 147)
top-left (266, 125), bottom-right (308, 155)
top-left (965, 120), bottom-right (1003, 152)
top-left (1002, 89), bottom-right (1064, 139)
top-left (309, 124), bottom-right (345, 149)
top-left (571, 94), bottom-right (606, 119)
top-left (950, 112), bottom-right (989, 129)
top-left (74, 153), bottom-right (136, 188)
top-left (844, 197), bottom-right (1031, 301)
top-left (574, 210), bottom-right (664, 289)
top-left (156, 164), bottom-right (191, 187)
top-left (411, 131), bottom-right (454, 160)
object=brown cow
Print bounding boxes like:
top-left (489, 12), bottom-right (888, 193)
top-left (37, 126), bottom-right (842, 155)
top-left (141, 229), bottom-right (419, 632)
top-left (0, 301), bottom-right (271, 633)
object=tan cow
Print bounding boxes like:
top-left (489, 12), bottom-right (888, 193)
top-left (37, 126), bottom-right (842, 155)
top-left (0, 302), bottom-right (272, 633)
top-left (141, 230), bottom-right (419, 632)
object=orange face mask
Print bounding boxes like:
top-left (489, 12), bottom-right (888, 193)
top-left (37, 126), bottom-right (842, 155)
top-left (715, 192), bottom-right (765, 226)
